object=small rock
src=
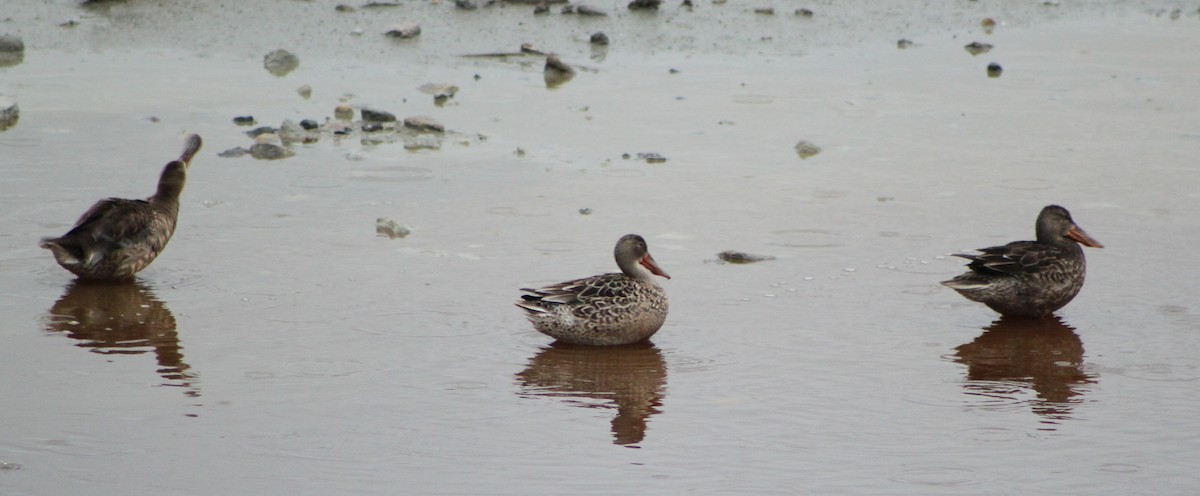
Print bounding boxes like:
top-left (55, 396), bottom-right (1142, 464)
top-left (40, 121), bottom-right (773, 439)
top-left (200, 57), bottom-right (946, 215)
top-left (455, 0), bottom-right (478, 9)
top-left (363, 1), bottom-right (402, 7)
top-left (335, 4), bottom-right (355, 12)
top-left (300, 119), bottom-right (319, 130)
top-left (544, 55), bottom-right (576, 87)
top-left (59, 19), bottom-right (80, 28)
top-left (0, 35), bottom-right (24, 67)
top-left (376, 218), bottom-right (411, 239)
top-left (964, 42), bottom-right (992, 56)
top-left (628, 0), bottom-right (661, 10)
top-left (418, 83), bottom-right (459, 103)
top-left (795, 8), bottom-right (814, 17)
top-left (385, 23), bottom-right (421, 39)
top-left (579, 208), bottom-right (593, 215)
top-left (249, 143), bottom-right (294, 160)
top-left (334, 104), bottom-right (355, 121)
top-left (244, 126), bottom-right (277, 138)
top-left (794, 140), bottom-right (821, 159)
top-left (717, 251), bottom-right (776, 264)
top-left (534, 2), bottom-right (550, 14)
top-left (232, 115), bottom-right (256, 126)
top-left (577, 4), bottom-right (607, 15)
top-left (981, 17), bottom-right (996, 34)
top-left (681, 0), bottom-right (694, 7)
top-left (297, 84), bottom-right (313, 99)
top-left (361, 107), bottom-right (397, 122)
top-left (637, 152), bottom-right (667, 164)
top-left (590, 32), bottom-right (610, 45)
top-left (218, 147), bottom-right (250, 158)
top-left (403, 115), bottom-right (445, 133)
top-left (0, 96), bottom-right (19, 131)
top-left (278, 119), bottom-right (305, 144)
top-left (897, 39), bottom-right (914, 49)
top-left (987, 62), bottom-right (1003, 78)
top-left (263, 49), bottom-right (300, 77)
top-left (560, 4), bottom-right (576, 13)
top-left (754, 7), bottom-right (774, 15)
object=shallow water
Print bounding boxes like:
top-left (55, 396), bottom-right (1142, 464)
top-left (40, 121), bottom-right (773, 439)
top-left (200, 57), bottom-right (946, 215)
top-left (2, 1), bottom-right (1200, 494)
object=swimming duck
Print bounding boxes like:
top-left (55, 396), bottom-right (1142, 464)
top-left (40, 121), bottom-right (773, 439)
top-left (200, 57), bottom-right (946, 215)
top-left (517, 234), bottom-right (670, 345)
top-left (40, 134), bottom-right (202, 281)
top-left (942, 205), bottom-right (1103, 318)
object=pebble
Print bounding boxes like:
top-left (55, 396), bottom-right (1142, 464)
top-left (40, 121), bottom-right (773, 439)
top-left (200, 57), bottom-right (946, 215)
top-left (296, 84), bottom-right (312, 99)
top-left (544, 55), bottom-right (576, 87)
top-left (403, 135), bottom-right (442, 150)
top-left (628, 0), bottom-right (661, 10)
top-left (590, 32), bottom-right (610, 45)
top-left (218, 147), bottom-right (249, 158)
top-left (0, 35), bottom-right (24, 67)
top-left (385, 23), bottom-right (421, 39)
top-left (637, 152), bottom-right (667, 164)
top-left (232, 115), bottom-right (256, 126)
top-left (981, 17), bottom-right (996, 34)
top-left (455, 0), bottom-right (479, 10)
top-left (361, 107), bottom-right (397, 122)
top-left (376, 218), bottom-right (412, 239)
top-left (987, 62), bottom-right (1003, 78)
top-left (754, 7), bottom-right (774, 15)
top-left (794, 140), bottom-right (821, 159)
top-left (263, 49), bottom-right (300, 77)
top-left (404, 115), bottom-right (445, 133)
top-left (334, 4), bottom-right (355, 12)
top-left (0, 96), bottom-right (19, 131)
top-left (244, 126), bottom-right (277, 138)
top-left (334, 104), bottom-right (355, 121)
top-left (300, 119), bottom-right (319, 130)
top-left (249, 143), bottom-right (294, 160)
top-left (579, 208), bottom-right (593, 215)
top-left (418, 83), bottom-right (458, 103)
top-left (795, 8), bottom-right (814, 17)
top-left (576, 4), bottom-right (607, 15)
top-left (897, 38), bottom-right (914, 49)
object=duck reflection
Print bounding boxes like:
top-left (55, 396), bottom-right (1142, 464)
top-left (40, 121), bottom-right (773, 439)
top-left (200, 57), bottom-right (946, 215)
top-left (516, 342), bottom-right (667, 446)
top-left (45, 280), bottom-right (198, 397)
top-left (953, 316), bottom-right (1095, 423)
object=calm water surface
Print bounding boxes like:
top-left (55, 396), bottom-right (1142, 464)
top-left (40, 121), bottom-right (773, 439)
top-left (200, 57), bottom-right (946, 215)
top-left (1, 1), bottom-right (1198, 494)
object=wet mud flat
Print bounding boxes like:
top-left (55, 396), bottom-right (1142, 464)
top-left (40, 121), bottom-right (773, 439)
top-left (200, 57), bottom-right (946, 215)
top-left (2, 1), bottom-right (1200, 494)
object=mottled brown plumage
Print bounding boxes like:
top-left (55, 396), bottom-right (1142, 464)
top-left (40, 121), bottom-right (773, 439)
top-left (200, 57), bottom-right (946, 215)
top-left (517, 234), bottom-right (670, 345)
top-left (942, 205), bottom-right (1103, 318)
top-left (40, 134), bottom-right (202, 281)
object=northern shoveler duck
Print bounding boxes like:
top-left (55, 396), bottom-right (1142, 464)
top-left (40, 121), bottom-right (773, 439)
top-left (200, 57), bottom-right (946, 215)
top-left (40, 134), bottom-right (202, 281)
top-left (517, 234), bottom-right (670, 345)
top-left (942, 205), bottom-right (1103, 318)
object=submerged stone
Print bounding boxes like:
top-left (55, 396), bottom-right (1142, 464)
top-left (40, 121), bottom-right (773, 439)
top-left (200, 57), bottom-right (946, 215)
top-left (263, 49), bottom-right (300, 77)
top-left (376, 218), bottom-right (412, 239)
top-left (717, 251), bottom-right (776, 264)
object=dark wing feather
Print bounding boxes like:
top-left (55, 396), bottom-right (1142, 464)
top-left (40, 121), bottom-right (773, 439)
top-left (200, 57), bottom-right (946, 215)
top-left (956, 241), bottom-right (1046, 276)
top-left (520, 273), bottom-right (626, 304)
top-left (65, 198), bottom-right (157, 248)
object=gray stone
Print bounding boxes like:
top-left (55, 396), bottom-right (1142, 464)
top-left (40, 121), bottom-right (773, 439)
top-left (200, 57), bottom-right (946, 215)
top-left (376, 218), bottom-right (411, 239)
top-left (385, 23), bottom-right (421, 39)
top-left (717, 251), bottom-right (776, 264)
top-left (249, 143), bottom-right (294, 160)
top-left (362, 107), bottom-right (397, 122)
top-left (263, 49), bottom-right (300, 77)
top-left (794, 140), bottom-right (821, 159)
top-left (0, 35), bottom-right (24, 67)
top-left (0, 96), bottom-right (19, 131)
top-left (403, 115), bottom-right (445, 133)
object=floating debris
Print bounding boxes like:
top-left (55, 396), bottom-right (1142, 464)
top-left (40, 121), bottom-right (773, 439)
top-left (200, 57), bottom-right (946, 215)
top-left (263, 49), bottom-right (299, 77)
top-left (717, 251), bottom-right (776, 264)
top-left (964, 42), bottom-right (993, 56)
top-left (794, 140), bottom-right (821, 159)
top-left (376, 218), bottom-right (411, 239)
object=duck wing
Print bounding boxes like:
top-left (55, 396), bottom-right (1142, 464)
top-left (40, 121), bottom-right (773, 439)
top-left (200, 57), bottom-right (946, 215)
top-left (67, 198), bottom-right (160, 247)
top-left (954, 241), bottom-right (1050, 276)
top-left (520, 273), bottom-right (627, 305)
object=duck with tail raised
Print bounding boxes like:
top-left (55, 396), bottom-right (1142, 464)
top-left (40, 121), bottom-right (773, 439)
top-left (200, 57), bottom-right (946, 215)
top-left (942, 205), bottom-right (1103, 318)
top-left (517, 234), bottom-right (670, 346)
top-left (40, 134), bottom-right (203, 281)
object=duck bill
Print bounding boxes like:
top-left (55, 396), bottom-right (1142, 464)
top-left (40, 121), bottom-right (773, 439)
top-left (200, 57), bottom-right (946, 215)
top-left (1066, 226), bottom-right (1104, 248)
top-left (640, 254), bottom-right (671, 279)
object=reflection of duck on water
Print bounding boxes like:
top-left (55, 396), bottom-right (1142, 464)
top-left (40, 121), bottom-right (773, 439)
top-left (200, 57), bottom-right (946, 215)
top-left (953, 316), bottom-right (1095, 423)
top-left (515, 342), bottom-right (667, 446)
top-left (45, 280), bottom-right (198, 397)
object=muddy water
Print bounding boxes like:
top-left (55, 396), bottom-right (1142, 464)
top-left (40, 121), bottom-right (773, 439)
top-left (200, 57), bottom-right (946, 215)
top-left (2, 1), bottom-right (1200, 494)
